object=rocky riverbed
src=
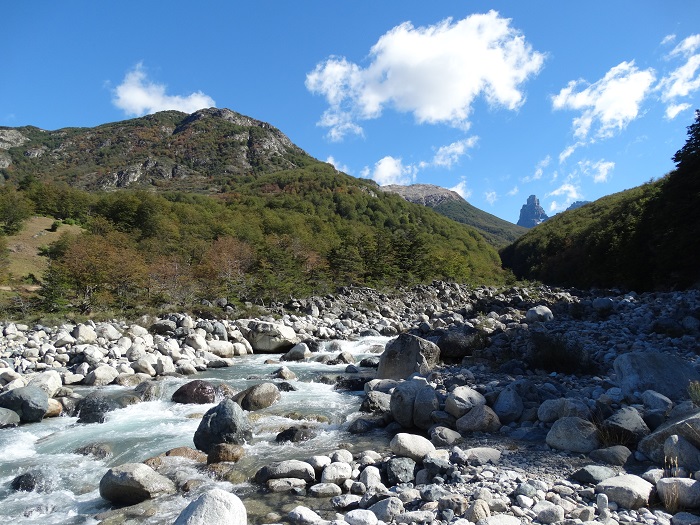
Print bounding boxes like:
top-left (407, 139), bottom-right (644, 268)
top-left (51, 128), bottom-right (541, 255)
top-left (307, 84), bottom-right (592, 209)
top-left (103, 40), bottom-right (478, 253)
top-left (2, 282), bottom-right (700, 525)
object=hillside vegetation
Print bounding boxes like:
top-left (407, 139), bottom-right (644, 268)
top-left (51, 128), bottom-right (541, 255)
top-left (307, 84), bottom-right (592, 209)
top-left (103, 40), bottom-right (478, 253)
top-left (0, 109), bottom-right (508, 316)
top-left (500, 110), bottom-right (700, 291)
top-left (382, 184), bottom-right (527, 248)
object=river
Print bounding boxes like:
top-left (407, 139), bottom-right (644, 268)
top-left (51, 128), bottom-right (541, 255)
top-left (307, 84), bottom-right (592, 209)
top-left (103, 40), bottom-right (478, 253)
top-left (0, 336), bottom-right (394, 524)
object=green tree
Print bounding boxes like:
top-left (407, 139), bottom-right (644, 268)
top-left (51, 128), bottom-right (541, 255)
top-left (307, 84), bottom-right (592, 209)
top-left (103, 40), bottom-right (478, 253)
top-left (0, 186), bottom-right (34, 234)
top-left (673, 109), bottom-right (700, 173)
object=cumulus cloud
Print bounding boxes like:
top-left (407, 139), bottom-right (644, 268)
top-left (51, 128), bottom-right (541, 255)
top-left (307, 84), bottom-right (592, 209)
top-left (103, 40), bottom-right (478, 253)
top-left (113, 63), bottom-right (215, 116)
top-left (365, 156), bottom-right (418, 186)
top-left (449, 177), bottom-right (472, 199)
top-left (484, 191), bottom-right (498, 205)
top-left (552, 61), bottom-right (656, 140)
top-left (579, 159), bottom-right (615, 183)
top-left (659, 34), bottom-right (700, 119)
top-left (306, 11), bottom-right (545, 140)
top-left (432, 137), bottom-right (478, 168)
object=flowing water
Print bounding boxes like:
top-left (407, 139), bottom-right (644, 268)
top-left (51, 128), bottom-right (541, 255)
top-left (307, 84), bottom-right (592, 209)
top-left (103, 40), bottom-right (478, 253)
top-left (0, 336), bottom-right (394, 524)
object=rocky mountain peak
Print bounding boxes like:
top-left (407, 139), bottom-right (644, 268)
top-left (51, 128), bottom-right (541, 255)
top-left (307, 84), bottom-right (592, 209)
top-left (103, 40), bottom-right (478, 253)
top-left (517, 194), bottom-right (549, 228)
top-left (381, 184), bottom-right (464, 207)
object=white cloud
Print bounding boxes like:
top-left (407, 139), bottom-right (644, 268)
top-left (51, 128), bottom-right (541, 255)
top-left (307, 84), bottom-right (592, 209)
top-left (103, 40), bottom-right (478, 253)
top-left (306, 11), bottom-right (545, 140)
top-left (579, 159), bottom-right (615, 183)
top-left (113, 63), bottom-right (215, 116)
top-left (484, 191), bottom-right (498, 205)
top-left (432, 137), bottom-right (478, 168)
top-left (368, 156), bottom-right (418, 186)
top-left (546, 183), bottom-right (582, 200)
top-left (552, 61), bottom-right (656, 140)
top-left (507, 186), bottom-right (519, 196)
top-left (326, 156), bottom-right (350, 174)
top-left (522, 155), bottom-right (551, 183)
top-left (666, 103), bottom-right (692, 119)
top-left (449, 177), bottom-right (472, 199)
top-left (658, 34), bottom-right (700, 119)
top-left (661, 34), bottom-right (677, 47)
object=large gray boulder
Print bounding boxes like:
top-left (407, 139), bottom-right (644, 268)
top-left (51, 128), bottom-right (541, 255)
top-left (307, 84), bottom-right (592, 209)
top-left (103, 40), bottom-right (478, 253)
top-left (595, 474), bottom-right (654, 510)
top-left (99, 463), bottom-right (176, 504)
top-left (0, 407), bottom-right (20, 428)
top-left (657, 478), bottom-right (700, 510)
top-left (0, 385), bottom-right (48, 423)
top-left (601, 407), bottom-right (650, 446)
top-left (173, 488), bottom-right (247, 525)
top-left (390, 432), bottom-right (436, 461)
top-left (233, 382), bottom-right (280, 411)
top-left (84, 365), bottom-right (119, 387)
top-left (27, 370), bottom-right (62, 398)
top-left (239, 320), bottom-right (299, 353)
top-left (193, 399), bottom-right (253, 453)
top-left (390, 380), bottom-right (423, 428)
top-left (255, 459), bottom-right (316, 483)
top-left (445, 386), bottom-right (486, 419)
top-left (546, 417), bottom-right (600, 453)
top-left (455, 405), bottom-right (501, 433)
top-left (376, 334), bottom-right (440, 380)
top-left (492, 387), bottom-right (524, 424)
top-left (614, 351), bottom-right (700, 401)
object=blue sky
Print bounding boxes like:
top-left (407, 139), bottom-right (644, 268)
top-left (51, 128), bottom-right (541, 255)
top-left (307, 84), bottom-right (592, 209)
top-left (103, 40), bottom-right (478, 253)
top-left (2, 1), bottom-right (700, 223)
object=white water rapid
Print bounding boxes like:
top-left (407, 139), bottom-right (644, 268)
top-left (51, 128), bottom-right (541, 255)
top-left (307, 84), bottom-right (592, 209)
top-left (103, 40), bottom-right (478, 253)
top-left (0, 336), bottom-right (393, 524)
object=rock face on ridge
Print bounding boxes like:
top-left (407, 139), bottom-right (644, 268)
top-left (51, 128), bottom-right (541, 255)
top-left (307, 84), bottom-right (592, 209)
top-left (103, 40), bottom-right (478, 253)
top-left (382, 184), bottom-right (464, 207)
top-left (517, 195), bottom-right (549, 228)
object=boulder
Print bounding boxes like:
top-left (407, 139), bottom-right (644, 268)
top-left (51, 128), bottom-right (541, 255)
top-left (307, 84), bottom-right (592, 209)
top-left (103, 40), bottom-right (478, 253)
top-left (76, 394), bottom-right (121, 424)
top-left (282, 343), bottom-right (311, 361)
top-left (172, 380), bottom-right (217, 404)
top-left (193, 399), bottom-right (253, 453)
top-left (386, 456), bottom-right (417, 485)
top-left (445, 386), bottom-right (486, 418)
top-left (99, 463), bottom-right (176, 504)
top-left (665, 434), bottom-right (700, 472)
top-left (456, 405), bottom-right (501, 433)
top-left (173, 488), bottom-right (247, 525)
top-left (207, 443), bottom-right (245, 464)
top-left (537, 397), bottom-right (590, 423)
top-left (526, 305), bottom-right (554, 322)
top-left (255, 460), bottom-right (316, 483)
top-left (390, 432), bottom-right (436, 461)
top-left (233, 382), bottom-right (280, 411)
top-left (0, 407), bottom-right (20, 428)
top-left (601, 406), bottom-right (650, 446)
top-left (321, 462), bottom-right (353, 485)
top-left (614, 352), bottom-right (700, 402)
top-left (368, 497), bottom-right (404, 522)
top-left (390, 380), bottom-right (423, 428)
top-left (413, 384), bottom-right (439, 430)
top-left (84, 365), bottom-right (119, 387)
top-left (207, 340), bottom-right (236, 358)
top-left (72, 324), bottom-right (97, 344)
top-left (240, 320), bottom-right (299, 353)
top-left (595, 474), bottom-right (654, 510)
top-left (376, 334), bottom-right (440, 380)
top-left (27, 370), bottom-right (62, 397)
top-left (492, 387), bottom-right (524, 424)
top-left (638, 412), bottom-right (700, 464)
top-left (657, 478), bottom-right (700, 510)
top-left (546, 417), bottom-right (600, 453)
top-left (0, 385), bottom-right (48, 423)
top-left (436, 330), bottom-right (482, 361)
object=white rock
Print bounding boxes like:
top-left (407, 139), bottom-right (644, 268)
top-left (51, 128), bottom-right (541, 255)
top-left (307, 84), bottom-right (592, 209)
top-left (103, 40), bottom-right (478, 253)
top-left (173, 488), bottom-right (247, 525)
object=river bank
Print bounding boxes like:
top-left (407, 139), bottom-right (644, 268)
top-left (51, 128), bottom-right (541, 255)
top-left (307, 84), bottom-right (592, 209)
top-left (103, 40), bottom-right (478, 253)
top-left (2, 283), bottom-right (700, 525)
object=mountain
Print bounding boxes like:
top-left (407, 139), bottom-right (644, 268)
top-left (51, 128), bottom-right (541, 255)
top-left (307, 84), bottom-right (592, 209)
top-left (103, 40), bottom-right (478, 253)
top-left (0, 108), bottom-right (310, 193)
top-left (516, 195), bottom-right (549, 228)
top-left (0, 109), bottom-right (509, 314)
top-left (382, 184), bottom-right (527, 247)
